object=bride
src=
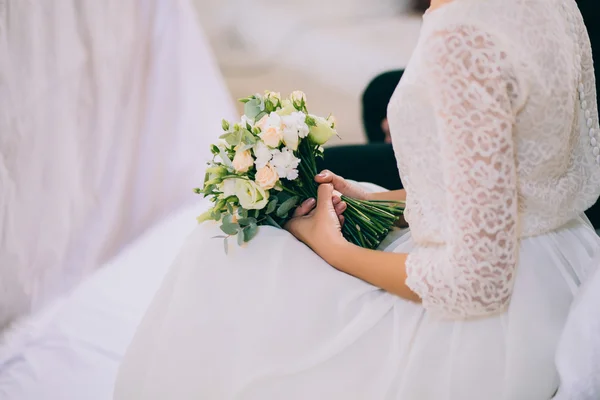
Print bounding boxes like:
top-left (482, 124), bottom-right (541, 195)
top-left (115, 0), bottom-right (600, 398)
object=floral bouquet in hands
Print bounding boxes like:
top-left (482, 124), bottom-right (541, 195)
top-left (194, 90), bottom-right (404, 252)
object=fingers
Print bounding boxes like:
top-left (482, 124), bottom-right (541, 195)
top-left (315, 170), bottom-right (346, 190)
top-left (334, 199), bottom-right (347, 216)
top-left (292, 198), bottom-right (316, 218)
top-left (316, 183), bottom-right (335, 212)
top-left (315, 170), bottom-right (334, 184)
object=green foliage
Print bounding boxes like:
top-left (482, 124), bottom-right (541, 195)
top-left (276, 196), bottom-right (299, 218)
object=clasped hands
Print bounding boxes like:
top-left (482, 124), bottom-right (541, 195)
top-left (284, 170), bottom-right (370, 259)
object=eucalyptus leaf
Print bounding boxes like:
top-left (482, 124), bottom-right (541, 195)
top-left (244, 99), bottom-right (261, 119)
top-left (240, 208), bottom-right (249, 219)
top-left (220, 222), bottom-right (239, 235)
top-left (244, 223), bottom-right (259, 241)
top-left (238, 217), bottom-right (257, 226)
top-left (254, 209), bottom-right (260, 218)
top-left (237, 228), bottom-right (245, 246)
top-left (266, 199), bottom-right (278, 214)
top-left (277, 196), bottom-right (299, 217)
top-left (226, 203), bottom-right (234, 214)
top-left (225, 130), bottom-right (242, 147)
top-left (265, 215), bottom-right (282, 229)
top-left (223, 237), bottom-right (229, 254)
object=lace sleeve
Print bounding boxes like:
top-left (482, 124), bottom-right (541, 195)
top-left (405, 25), bottom-right (520, 319)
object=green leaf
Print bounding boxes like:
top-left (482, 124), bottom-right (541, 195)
top-left (223, 237), bottom-right (229, 254)
top-left (277, 196), bottom-right (299, 217)
top-left (266, 199), bottom-right (278, 214)
top-left (255, 111), bottom-right (267, 121)
top-left (244, 99), bottom-right (261, 119)
top-left (265, 215), bottom-right (282, 229)
top-left (240, 208), bottom-right (249, 219)
top-left (254, 209), bottom-right (260, 218)
top-left (226, 203), bottom-right (234, 214)
top-left (210, 210), bottom-right (222, 221)
top-left (211, 144), bottom-right (220, 155)
top-left (237, 228), bottom-right (245, 246)
top-left (244, 222), bottom-right (259, 241)
top-left (224, 130), bottom-right (242, 147)
top-left (220, 222), bottom-right (239, 235)
top-left (241, 129), bottom-right (257, 145)
top-left (238, 217), bottom-right (257, 226)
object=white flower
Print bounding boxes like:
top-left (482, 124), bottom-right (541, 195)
top-left (232, 149), bottom-right (254, 173)
top-left (290, 90), bottom-right (307, 104)
top-left (276, 99), bottom-right (296, 116)
top-left (220, 179), bottom-right (237, 198)
top-left (259, 112), bottom-right (284, 148)
top-left (235, 179), bottom-right (269, 210)
top-left (265, 91), bottom-right (281, 106)
top-left (270, 147), bottom-right (301, 180)
top-left (253, 141), bottom-right (273, 169)
top-left (255, 164), bottom-right (279, 190)
top-left (280, 112), bottom-right (309, 151)
top-left (308, 115), bottom-right (337, 145)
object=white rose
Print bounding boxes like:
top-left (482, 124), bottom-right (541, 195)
top-left (270, 148), bottom-right (301, 180)
top-left (308, 115), bottom-right (337, 145)
top-left (255, 164), bottom-right (279, 190)
top-left (232, 149), bottom-right (254, 173)
top-left (219, 178), bottom-right (237, 198)
top-left (253, 141), bottom-right (273, 169)
top-left (276, 99), bottom-right (296, 116)
top-left (290, 90), bottom-right (307, 104)
top-left (266, 91), bottom-right (281, 105)
top-left (235, 179), bottom-right (270, 210)
top-left (326, 114), bottom-right (337, 129)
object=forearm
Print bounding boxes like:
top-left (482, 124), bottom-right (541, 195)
top-left (326, 243), bottom-right (421, 303)
top-left (368, 189), bottom-right (406, 202)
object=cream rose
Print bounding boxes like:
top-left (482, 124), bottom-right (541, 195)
top-left (235, 179), bottom-right (270, 210)
top-left (232, 149), bottom-right (254, 173)
top-left (255, 164), bottom-right (279, 190)
top-left (255, 114), bottom-right (269, 131)
top-left (290, 90), bottom-right (307, 104)
top-left (260, 126), bottom-right (283, 148)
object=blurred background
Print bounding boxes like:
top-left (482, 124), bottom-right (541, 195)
top-left (0, 0), bottom-right (427, 329)
top-left (192, 0), bottom-right (424, 145)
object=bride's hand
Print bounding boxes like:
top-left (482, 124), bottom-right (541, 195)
top-left (285, 184), bottom-right (348, 259)
top-left (314, 170), bottom-right (372, 201)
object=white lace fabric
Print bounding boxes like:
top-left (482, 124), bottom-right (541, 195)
top-left (388, 0), bottom-right (600, 318)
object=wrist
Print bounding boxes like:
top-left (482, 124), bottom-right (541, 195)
top-left (322, 239), bottom-right (355, 268)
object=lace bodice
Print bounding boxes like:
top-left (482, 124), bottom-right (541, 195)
top-left (388, 0), bottom-right (600, 319)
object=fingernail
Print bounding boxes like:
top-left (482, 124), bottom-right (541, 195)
top-left (307, 198), bottom-right (316, 205)
top-left (317, 173), bottom-right (326, 178)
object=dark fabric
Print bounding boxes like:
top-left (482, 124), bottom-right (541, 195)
top-left (319, 143), bottom-right (402, 190)
top-left (327, 1), bottom-right (600, 227)
top-left (361, 70), bottom-right (403, 142)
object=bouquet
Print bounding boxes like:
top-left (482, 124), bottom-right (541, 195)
top-left (194, 90), bottom-right (404, 252)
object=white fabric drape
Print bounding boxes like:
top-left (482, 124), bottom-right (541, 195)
top-left (0, 0), bottom-right (234, 329)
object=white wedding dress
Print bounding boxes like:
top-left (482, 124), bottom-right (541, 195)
top-left (115, 1), bottom-right (600, 399)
